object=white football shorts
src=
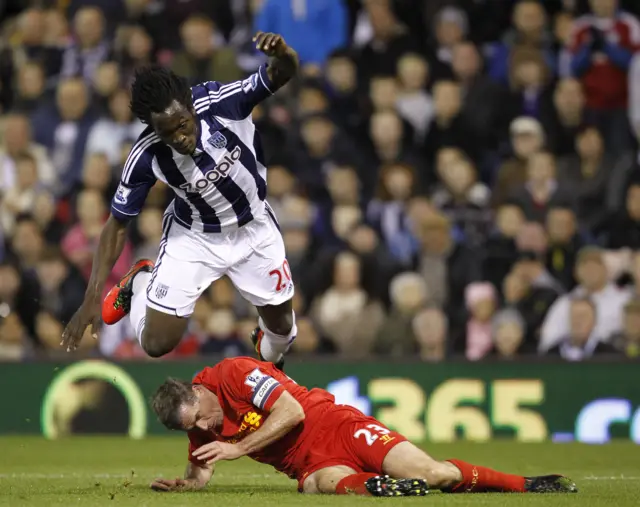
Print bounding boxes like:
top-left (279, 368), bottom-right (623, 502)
top-left (146, 203), bottom-right (294, 317)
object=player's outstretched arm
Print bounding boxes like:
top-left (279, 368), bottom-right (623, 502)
top-left (254, 31), bottom-right (299, 90)
top-left (61, 215), bottom-right (129, 351)
top-left (151, 462), bottom-right (213, 492)
top-left (192, 392), bottom-right (305, 465)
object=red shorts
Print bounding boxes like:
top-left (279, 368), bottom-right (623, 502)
top-left (294, 405), bottom-right (406, 491)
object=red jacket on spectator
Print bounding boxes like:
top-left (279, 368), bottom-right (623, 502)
top-left (568, 12), bottom-right (640, 110)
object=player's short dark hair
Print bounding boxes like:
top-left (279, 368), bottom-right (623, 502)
top-left (130, 65), bottom-right (191, 125)
top-left (150, 378), bottom-right (196, 430)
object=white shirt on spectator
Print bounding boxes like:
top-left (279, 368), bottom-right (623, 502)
top-left (538, 284), bottom-right (631, 353)
top-left (85, 119), bottom-right (146, 167)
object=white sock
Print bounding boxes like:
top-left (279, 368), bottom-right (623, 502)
top-left (130, 272), bottom-right (152, 345)
top-left (258, 312), bottom-right (297, 363)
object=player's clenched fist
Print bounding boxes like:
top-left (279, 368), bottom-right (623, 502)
top-left (253, 31), bottom-right (288, 57)
top-left (192, 441), bottom-right (245, 465)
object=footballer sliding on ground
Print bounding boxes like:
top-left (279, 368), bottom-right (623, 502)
top-left (149, 357), bottom-right (577, 497)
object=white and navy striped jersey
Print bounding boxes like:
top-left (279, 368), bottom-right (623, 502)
top-left (110, 64), bottom-right (274, 233)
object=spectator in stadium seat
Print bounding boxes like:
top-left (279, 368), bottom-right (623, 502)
top-left (282, 222), bottom-right (316, 304)
top-left (601, 180), bottom-right (640, 249)
top-left (311, 251), bottom-right (385, 357)
top-left (464, 281), bottom-right (498, 361)
top-left (91, 61), bottom-right (120, 114)
top-left (0, 262), bottom-right (36, 355)
top-left (289, 316), bottom-right (324, 355)
top-left (488, 0), bottom-right (556, 85)
top-left (325, 50), bottom-right (368, 141)
top-left (255, 0), bottom-right (347, 67)
top-left (545, 206), bottom-right (584, 291)
top-left (171, 15), bottom-right (242, 86)
top-left (43, 8), bottom-right (70, 47)
top-left (0, 312), bottom-right (28, 360)
top-left (566, 0), bottom-right (640, 153)
top-left (539, 247), bottom-right (631, 352)
top-left (396, 53), bottom-right (434, 143)
top-left (0, 153), bottom-right (45, 236)
top-left (10, 216), bottom-right (45, 272)
top-left (423, 5), bottom-right (466, 81)
top-left (117, 26), bottom-right (156, 87)
top-left (506, 47), bottom-right (554, 122)
top-left (629, 50), bottom-right (640, 141)
top-left (80, 153), bottom-right (116, 200)
top-left (34, 247), bottom-right (85, 326)
top-left (11, 8), bottom-right (64, 82)
top-left (200, 308), bottom-right (251, 357)
top-left (510, 151), bottom-right (575, 224)
top-left (367, 162), bottom-right (418, 266)
top-left (298, 80), bottom-right (330, 117)
top-left (431, 155), bottom-right (492, 247)
top-left (414, 212), bottom-right (479, 333)
top-left (412, 307), bottom-right (448, 362)
top-left (356, 0), bottom-right (419, 81)
top-left (86, 88), bottom-right (146, 167)
top-left (265, 164), bottom-right (295, 219)
top-left (493, 116), bottom-right (545, 208)
top-left (13, 62), bottom-right (47, 114)
top-left (543, 78), bottom-right (587, 157)
top-left (483, 203), bottom-right (524, 290)
top-left (546, 297), bottom-right (616, 360)
top-left (451, 41), bottom-right (505, 150)
top-left (491, 307), bottom-right (527, 359)
top-left (369, 75), bottom-right (399, 114)
top-left (513, 249), bottom-right (564, 297)
top-left (0, 114), bottom-right (55, 193)
top-left (611, 298), bottom-right (640, 358)
top-left (133, 207), bottom-right (163, 262)
top-left (61, 190), bottom-right (132, 298)
top-left (346, 223), bottom-right (400, 306)
top-left (423, 80), bottom-right (480, 170)
top-left (293, 113), bottom-right (358, 201)
top-left (31, 78), bottom-right (96, 197)
top-left (367, 111), bottom-right (425, 193)
top-left (557, 126), bottom-right (612, 230)
top-left (36, 310), bottom-right (97, 357)
top-left (31, 191), bottom-right (65, 245)
top-left (373, 271), bottom-right (428, 356)
top-left (60, 7), bottom-right (112, 83)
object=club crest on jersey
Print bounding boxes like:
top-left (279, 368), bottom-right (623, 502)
top-left (208, 131), bottom-right (227, 149)
top-left (155, 283), bottom-right (169, 299)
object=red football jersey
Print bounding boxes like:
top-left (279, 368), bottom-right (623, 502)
top-left (187, 357), bottom-right (335, 478)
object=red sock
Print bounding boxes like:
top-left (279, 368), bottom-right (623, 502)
top-left (336, 473), bottom-right (378, 495)
top-left (446, 459), bottom-right (526, 493)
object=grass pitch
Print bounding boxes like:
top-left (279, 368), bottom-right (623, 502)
top-left (0, 436), bottom-right (638, 506)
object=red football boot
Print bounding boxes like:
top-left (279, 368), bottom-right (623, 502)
top-left (102, 259), bottom-right (154, 325)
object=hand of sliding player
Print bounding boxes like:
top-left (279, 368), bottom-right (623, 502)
top-left (150, 477), bottom-right (199, 492)
top-left (192, 441), bottom-right (245, 465)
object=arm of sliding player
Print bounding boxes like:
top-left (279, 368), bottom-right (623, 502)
top-left (151, 461), bottom-right (214, 492)
top-left (192, 392), bottom-right (304, 464)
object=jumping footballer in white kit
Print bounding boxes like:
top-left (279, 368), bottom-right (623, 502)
top-left (62, 32), bottom-right (300, 369)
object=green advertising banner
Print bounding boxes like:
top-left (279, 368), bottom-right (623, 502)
top-left (2, 359), bottom-right (639, 444)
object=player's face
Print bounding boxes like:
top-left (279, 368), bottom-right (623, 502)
top-left (151, 100), bottom-right (198, 155)
top-left (179, 386), bottom-right (221, 431)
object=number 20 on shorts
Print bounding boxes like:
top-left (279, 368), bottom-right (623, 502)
top-left (270, 260), bottom-right (291, 292)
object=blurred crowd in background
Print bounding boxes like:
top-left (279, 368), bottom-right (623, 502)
top-left (2, 0), bottom-right (640, 362)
